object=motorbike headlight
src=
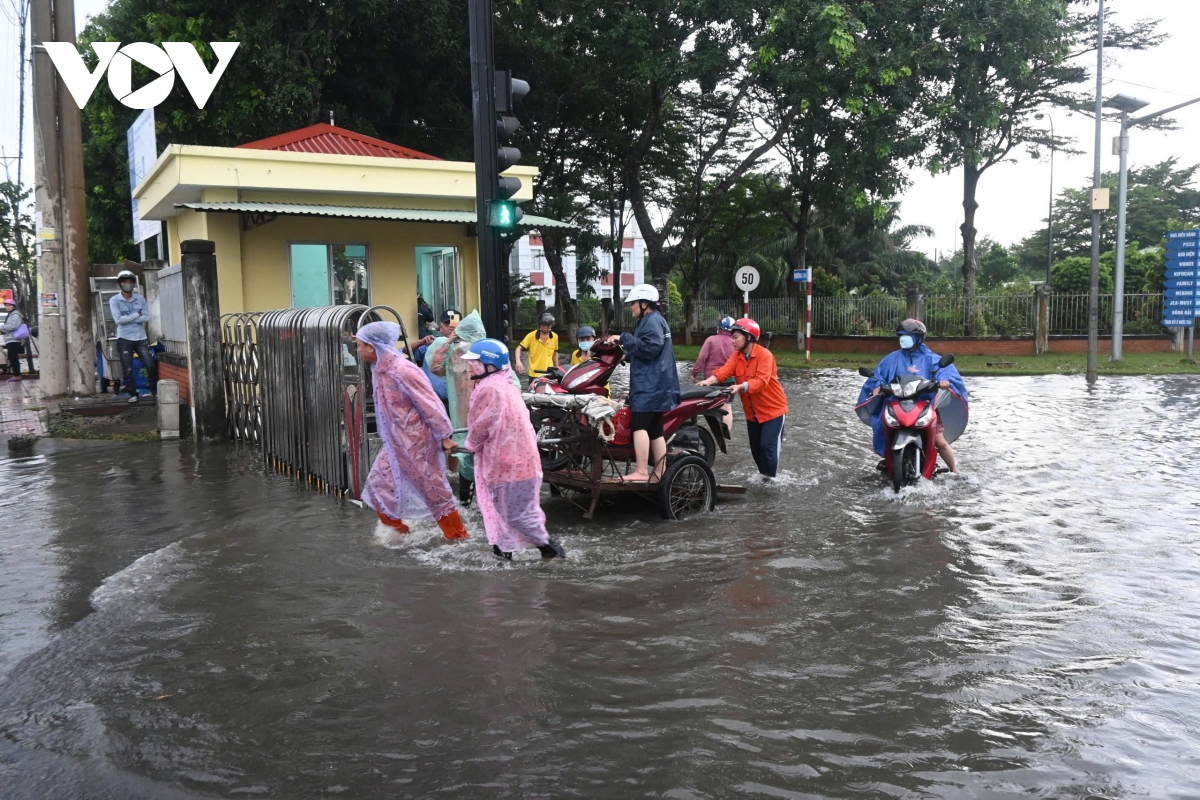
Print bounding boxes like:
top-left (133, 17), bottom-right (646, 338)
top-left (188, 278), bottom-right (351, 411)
top-left (915, 405), bottom-right (933, 427)
top-left (883, 405), bottom-right (898, 427)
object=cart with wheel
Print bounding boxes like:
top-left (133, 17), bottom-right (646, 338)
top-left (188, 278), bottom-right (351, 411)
top-left (525, 393), bottom-right (745, 520)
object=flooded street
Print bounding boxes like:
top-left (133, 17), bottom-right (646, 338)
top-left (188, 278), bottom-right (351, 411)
top-left (2, 371), bottom-right (1199, 798)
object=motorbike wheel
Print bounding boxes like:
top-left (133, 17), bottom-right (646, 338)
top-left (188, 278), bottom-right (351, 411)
top-left (530, 408), bottom-right (572, 471)
top-left (890, 443), bottom-right (919, 492)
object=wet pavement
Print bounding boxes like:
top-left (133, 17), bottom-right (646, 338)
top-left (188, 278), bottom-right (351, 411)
top-left (1, 371), bottom-right (1199, 798)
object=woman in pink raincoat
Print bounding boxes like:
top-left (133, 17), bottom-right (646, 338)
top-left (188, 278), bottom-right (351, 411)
top-left (355, 321), bottom-right (469, 540)
top-left (461, 338), bottom-right (566, 561)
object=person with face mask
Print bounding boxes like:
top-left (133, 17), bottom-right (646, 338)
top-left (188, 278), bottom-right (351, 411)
top-left (856, 318), bottom-right (969, 473)
top-left (108, 270), bottom-right (157, 402)
top-left (354, 321), bottom-right (470, 541)
top-left (461, 338), bottom-right (566, 561)
top-left (570, 326), bottom-right (597, 365)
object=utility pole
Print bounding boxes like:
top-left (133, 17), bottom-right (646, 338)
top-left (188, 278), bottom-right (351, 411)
top-left (1086, 0), bottom-right (1104, 385)
top-left (30, 0), bottom-right (67, 395)
top-left (1109, 94), bottom-right (1200, 362)
top-left (54, 0), bottom-right (95, 394)
top-left (30, 0), bottom-right (92, 396)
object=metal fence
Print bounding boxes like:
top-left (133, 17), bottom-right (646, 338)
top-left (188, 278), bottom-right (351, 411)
top-left (516, 292), bottom-right (1171, 339)
top-left (1048, 293), bottom-right (1164, 335)
top-left (221, 312), bottom-right (261, 445)
top-left (157, 263), bottom-right (188, 356)
top-left (223, 304), bottom-right (412, 499)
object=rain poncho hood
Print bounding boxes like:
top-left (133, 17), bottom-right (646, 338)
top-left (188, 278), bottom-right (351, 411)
top-left (856, 342), bottom-right (969, 457)
top-left (464, 368), bottom-right (551, 552)
top-left (619, 309), bottom-right (680, 413)
top-left (357, 321), bottom-right (457, 521)
top-left (431, 311), bottom-right (518, 481)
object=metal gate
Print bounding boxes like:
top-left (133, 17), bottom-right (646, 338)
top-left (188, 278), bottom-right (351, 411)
top-left (221, 304), bottom-right (410, 499)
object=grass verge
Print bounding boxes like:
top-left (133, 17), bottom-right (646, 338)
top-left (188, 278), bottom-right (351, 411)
top-left (671, 345), bottom-right (1200, 377)
top-left (47, 413), bottom-right (163, 442)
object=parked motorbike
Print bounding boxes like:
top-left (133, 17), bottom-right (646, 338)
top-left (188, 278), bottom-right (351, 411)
top-left (855, 354), bottom-right (968, 492)
top-left (528, 340), bottom-right (730, 468)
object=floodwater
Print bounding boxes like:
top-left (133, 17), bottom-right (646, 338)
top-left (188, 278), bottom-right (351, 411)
top-left (1, 371), bottom-right (1199, 799)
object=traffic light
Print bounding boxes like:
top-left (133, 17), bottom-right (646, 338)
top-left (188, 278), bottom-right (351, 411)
top-left (493, 70), bottom-right (528, 227)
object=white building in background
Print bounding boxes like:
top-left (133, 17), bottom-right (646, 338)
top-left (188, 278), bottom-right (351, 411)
top-left (508, 216), bottom-right (647, 305)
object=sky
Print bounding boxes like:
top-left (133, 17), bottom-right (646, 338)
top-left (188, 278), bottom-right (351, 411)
top-left (1, 0), bottom-right (1198, 258)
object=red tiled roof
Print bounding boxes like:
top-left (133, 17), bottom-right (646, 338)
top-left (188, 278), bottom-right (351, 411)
top-left (237, 123), bottom-right (441, 161)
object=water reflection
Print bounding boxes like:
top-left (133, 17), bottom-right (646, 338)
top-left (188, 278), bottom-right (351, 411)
top-left (0, 374), bottom-right (1197, 796)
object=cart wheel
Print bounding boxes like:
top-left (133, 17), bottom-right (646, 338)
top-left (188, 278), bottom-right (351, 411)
top-left (658, 454), bottom-right (716, 520)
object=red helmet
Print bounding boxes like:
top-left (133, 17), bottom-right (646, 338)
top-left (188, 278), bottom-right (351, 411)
top-left (730, 317), bottom-right (760, 341)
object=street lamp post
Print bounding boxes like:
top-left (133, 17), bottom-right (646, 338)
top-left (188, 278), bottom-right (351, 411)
top-left (1105, 94), bottom-right (1149, 363)
top-left (1106, 93), bottom-right (1200, 362)
top-left (1035, 112), bottom-right (1055, 286)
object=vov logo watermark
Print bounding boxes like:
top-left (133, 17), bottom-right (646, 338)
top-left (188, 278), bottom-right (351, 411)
top-left (43, 42), bottom-right (239, 110)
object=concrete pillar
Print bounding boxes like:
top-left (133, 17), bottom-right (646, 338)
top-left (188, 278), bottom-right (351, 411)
top-left (1172, 327), bottom-right (1184, 352)
top-left (906, 287), bottom-right (923, 320)
top-left (1034, 282), bottom-right (1050, 354)
top-left (157, 379), bottom-right (180, 439)
top-left (181, 239), bottom-right (227, 444)
top-left (141, 258), bottom-right (167, 343)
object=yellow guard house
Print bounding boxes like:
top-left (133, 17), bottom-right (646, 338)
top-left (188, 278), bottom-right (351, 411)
top-left (132, 123), bottom-right (557, 327)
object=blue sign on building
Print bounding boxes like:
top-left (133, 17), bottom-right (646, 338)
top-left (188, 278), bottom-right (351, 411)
top-left (1164, 230), bottom-right (1200, 327)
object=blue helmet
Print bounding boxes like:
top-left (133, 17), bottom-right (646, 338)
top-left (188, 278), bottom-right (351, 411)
top-left (461, 338), bottom-right (509, 370)
top-left (719, 316), bottom-right (736, 331)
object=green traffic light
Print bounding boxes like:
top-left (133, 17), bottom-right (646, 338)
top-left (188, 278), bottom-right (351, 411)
top-left (489, 200), bottom-right (523, 229)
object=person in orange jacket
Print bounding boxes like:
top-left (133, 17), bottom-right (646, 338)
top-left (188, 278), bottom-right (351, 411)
top-left (696, 317), bottom-right (788, 480)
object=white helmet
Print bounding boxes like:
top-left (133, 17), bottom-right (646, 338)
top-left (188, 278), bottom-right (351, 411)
top-left (624, 284), bottom-right (659, 304)
top-left (117, 269), bottom-right (137, 281)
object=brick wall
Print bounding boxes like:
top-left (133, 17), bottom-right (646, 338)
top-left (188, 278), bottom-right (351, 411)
top-left (158, 355), bottom-right (191, 403)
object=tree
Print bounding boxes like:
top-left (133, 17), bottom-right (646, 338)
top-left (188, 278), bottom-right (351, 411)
top-left (1014, 159), bottom-right (1200, 270)
top-left (0, 182), bottom-right (36, 320)
top-left (1053, 254), bottom-right (1112, 294)
top-left (920, 0), bottom-right (1162, 333)
top-left (80, 0), bottom-right (476, 262)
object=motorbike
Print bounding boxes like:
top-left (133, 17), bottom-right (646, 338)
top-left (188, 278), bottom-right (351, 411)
top-left (855, 354), bottom-right (968, 492)
top-left (527, 340), bottom-right (731, 469)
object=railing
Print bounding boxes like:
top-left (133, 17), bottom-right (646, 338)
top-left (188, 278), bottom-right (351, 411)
top-left (221, 304), bottom-right (413, 499)
top-left (221, 312), bottom-right (262, 445)
top-left (812, 295), bottom-right (906, 336)
top-left (517, 293), bottom-right (1171, 340)
top-left (1048, 293), bottom-right (1164, 335)
top-left (157, 263), bottom-right (188, 356)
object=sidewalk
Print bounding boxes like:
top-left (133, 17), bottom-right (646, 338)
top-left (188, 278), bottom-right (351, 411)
top-left (0, 377), bottom-right (46, 436)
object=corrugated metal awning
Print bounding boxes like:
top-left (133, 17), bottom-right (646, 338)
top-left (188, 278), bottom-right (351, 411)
top-left (173, 201), bottom-right (572, 228)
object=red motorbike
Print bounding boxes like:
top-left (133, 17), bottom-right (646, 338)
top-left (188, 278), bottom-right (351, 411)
top-left (855, 354), bottom-right (968, 492)
top-left (528, 340), bottom-right (730, 468)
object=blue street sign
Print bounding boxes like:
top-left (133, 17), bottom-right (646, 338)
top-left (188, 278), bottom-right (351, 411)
top-left (1163, 319), bottom-right (1195, 327)
top-left (1168, 229), bottom-right (1199, 240)
top-left (793, 268), bottom-right (811, 282)
top-left (1167, 259), bottom-right (1198, 268)
top-left (1165, 279), bottom-right (1198, 289)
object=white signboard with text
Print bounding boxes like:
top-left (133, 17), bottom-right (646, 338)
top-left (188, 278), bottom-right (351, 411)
top-left (127, 108), bottom-right (162, 244)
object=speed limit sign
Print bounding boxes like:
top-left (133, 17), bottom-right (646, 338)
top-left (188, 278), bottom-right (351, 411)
top-left (735, 265), bottom-right (760, 292)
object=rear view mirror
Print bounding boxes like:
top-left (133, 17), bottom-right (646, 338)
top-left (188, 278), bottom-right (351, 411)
top-left (858, 366), bottom-right (875, 378)
top-left (938, 354), bottom-right (955, 368)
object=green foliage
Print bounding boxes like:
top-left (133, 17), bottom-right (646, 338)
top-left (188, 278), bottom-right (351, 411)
top-left (667, 280), bottom-right (683, 314)
top-left (0, 182), bottom-right (36, 316)
top-left (1052, 256), bottom-right (1113, 294)
top-left (1014, 160), bottom-right (1200, 272)
top-left (813, 268), bottom-right (847, 297)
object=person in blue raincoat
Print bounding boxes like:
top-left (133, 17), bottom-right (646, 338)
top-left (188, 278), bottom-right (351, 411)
top-left (857, 319), bottom-right (969, 473)
top-left (604, 283), bottom-right (680, 482)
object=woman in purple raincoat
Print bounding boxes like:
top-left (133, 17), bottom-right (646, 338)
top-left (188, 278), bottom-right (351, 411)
top-left (355, 321), bottom-right (469, 540)
top-left (461, 338), bottom-right (565, 561)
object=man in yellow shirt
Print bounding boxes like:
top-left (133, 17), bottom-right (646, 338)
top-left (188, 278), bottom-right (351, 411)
top-left (515, 312), bottom-right (559, 377)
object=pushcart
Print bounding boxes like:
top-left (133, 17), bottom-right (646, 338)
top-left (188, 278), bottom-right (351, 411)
top-left (525, 393), bottom-right (745, 520)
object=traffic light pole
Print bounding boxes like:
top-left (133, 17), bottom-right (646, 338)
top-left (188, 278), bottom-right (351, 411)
top-left (468, 0), bottom-right (505, 340)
